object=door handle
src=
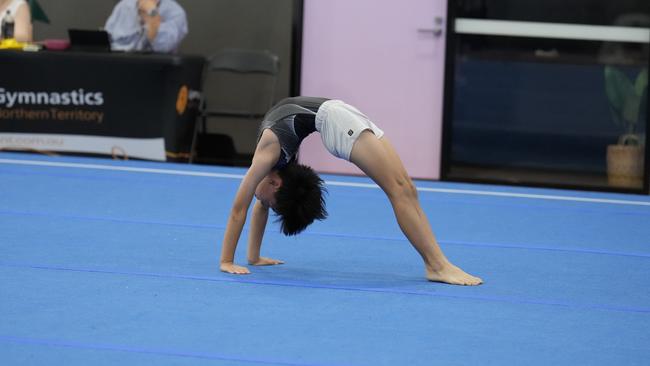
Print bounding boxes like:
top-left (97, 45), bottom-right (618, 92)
top-left (418, 28), bottom-right (443, 37)
top-left (418, 16), bottom-right (444, 37)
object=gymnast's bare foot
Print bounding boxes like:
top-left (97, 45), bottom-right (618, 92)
top-left (426, 262), bottom-right (483, 286)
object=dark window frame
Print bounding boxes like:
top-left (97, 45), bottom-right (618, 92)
top-left (290, 0), bottom-right (304, 97)
top-left (441, 5), bottom-right (650, 194)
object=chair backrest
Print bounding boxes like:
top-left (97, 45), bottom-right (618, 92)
top-left (202, 48), bottom-right (281, 116)
top-left (208, 48), bottom-right (280, 75)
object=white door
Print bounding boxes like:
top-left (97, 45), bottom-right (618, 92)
top-left (299, 0), bottom-right (448, 180)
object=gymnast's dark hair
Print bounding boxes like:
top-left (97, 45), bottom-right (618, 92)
top-left (273, 162), bottom-right (327, 236)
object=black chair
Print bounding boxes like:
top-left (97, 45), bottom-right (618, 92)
top-left (190, 49), bottom-right (280, 164)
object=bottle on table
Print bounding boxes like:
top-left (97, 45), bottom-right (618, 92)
top-left (1, 10), bottom-right (15, 40)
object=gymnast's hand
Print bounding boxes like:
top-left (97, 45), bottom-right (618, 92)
top-left (220, 262), bottom-right (250, 275)
top-left (248, 257), bottom-right (285, 266)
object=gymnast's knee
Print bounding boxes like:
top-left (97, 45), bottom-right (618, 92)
top-left (387, 176), bottom-right (418, 202)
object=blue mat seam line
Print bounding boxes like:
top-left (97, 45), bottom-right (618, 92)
top-left (309, 230), bottom-right (650, 259)
top-left (438, 239), bottom-right (650, 259)
top-left (0, 335), bottom-right (346, 366)
top-left (0, 209), bottom-right (219, 230)
top-left (2, 209), bottom-right (650, 259)
top-left (2, 262), bottom-right (649, 314)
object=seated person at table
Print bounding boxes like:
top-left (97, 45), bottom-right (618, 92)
top-left (0, 0), bottom-right (32, 42)
top-left (105, 0), bottom-right (187, 53)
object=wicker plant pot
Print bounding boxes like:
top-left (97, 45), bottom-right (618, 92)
top-left (606, 142), bottom-right (644, 189)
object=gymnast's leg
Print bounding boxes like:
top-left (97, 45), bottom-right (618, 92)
top-left (349, 130), bottom-right (482, 285)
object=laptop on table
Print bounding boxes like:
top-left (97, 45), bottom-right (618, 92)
top-left (68, 29), bottom-right (111, 52)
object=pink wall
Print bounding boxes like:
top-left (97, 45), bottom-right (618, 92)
top-left (299, 0), bottom-right (447, 180)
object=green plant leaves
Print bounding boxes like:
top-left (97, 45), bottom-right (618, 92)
top-left (635, 69), bottom-right (648, 97)
top-left (604, 66), bottom-right (634, 112)
top-left (604, 66), bottom-right (648, 130)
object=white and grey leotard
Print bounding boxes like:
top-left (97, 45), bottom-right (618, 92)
top-left (258, 96), bottom-right (329, 169)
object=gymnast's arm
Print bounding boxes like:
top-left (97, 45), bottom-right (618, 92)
top-left (247, 199), bottom-right (285, 266)
top-left (219, 136), bottom-right (280, 274)
top-left (244, 201), bottom-right (266, 257)
top-left (246, 199), bottom-right (268, 263)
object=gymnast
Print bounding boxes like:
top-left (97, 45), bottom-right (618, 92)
top-left (219, 97), bottom-right (482, 285)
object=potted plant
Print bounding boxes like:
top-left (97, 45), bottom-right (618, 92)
top-left (604, 66), bottom-right (647, 189)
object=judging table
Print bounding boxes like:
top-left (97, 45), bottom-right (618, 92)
top-left (0, 50), bottom-right (204, 161)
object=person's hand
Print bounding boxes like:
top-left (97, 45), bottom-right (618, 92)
top-left (220, 262), bottom-right (250, 274)
top-left (248, 257), bottom-right (285, 266)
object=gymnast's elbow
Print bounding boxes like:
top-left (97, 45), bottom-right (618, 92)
top-left (227, 207), bottom-right (248, 225)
